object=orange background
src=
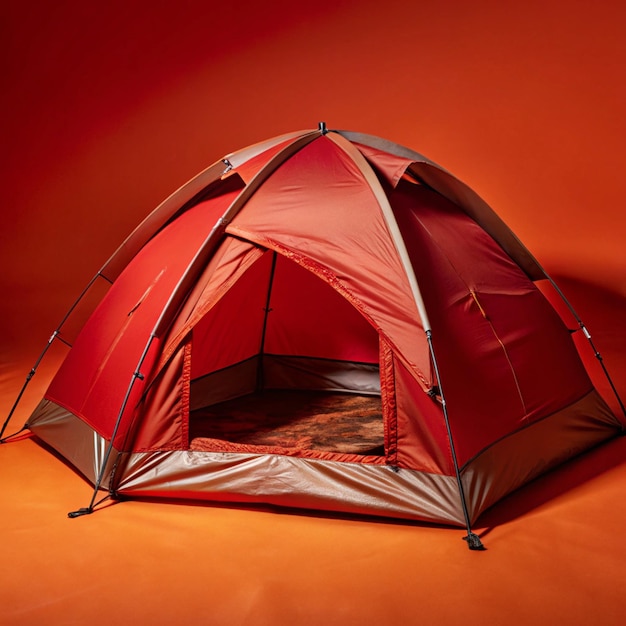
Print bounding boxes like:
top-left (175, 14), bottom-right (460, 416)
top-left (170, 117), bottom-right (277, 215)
top-left (1, 1), bottom-right (625, 623)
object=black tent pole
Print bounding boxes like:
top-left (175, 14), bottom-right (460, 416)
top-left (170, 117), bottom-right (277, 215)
top-left (68, 334), bottom-right (156, 517)
top-left (256, 251), bottom-right (278, 393)
top-left (325, 133), bottom-right (484, 548)
top-left (67, 131), bottom-right (324, 517)
top-left (426, 330), bottom-right (485, 550)
top-left (0, 332), bottom-right (58, 441)
top-left (544, 276), bottom-right (626, 421)
top-left (1, 272), bottom-right (110, 442)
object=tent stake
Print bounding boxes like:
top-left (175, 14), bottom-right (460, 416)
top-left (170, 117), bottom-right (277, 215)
top-left (68, 507), bottom-right (93, 518)
top-left (68, 493), bottom-right (112, 518)
top-left (426, 330), bottom-right (485, 551)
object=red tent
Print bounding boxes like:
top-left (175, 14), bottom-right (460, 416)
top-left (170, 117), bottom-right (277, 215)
top-left (6, 125), bottom-right (623, 548)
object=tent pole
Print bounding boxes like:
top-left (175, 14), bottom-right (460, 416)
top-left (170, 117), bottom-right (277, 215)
top-left (426, 330), bottom-right (485, 550)
top-left (544, 275), bottom-right (626, 421)
top-left (1, 271), bottom-right (110, 442)
top-left (257, 251), bottom-right (278, 392)
top-left (68, 334), bottom-right (156, 518)
top-left (0, 332), bottom-right (57, 441)
top-left (326, 132), bottom-right (484, 548)
top-left (68, 132), bottom-right (324, 517)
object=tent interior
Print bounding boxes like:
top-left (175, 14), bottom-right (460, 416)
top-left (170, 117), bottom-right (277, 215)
top-left (187, 250), bottom-right (385, 458)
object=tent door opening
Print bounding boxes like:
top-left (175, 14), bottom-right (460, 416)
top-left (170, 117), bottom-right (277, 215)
top-left (187, 249), bottom-right (386, 459)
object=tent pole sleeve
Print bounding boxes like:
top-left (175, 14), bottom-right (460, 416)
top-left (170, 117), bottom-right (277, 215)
top-left (544, 274), bottom-right (626, 421)
top-left (98, 160), bottom-right (229, 282)
top-left (326, 132), bottom-right (432, 331)
top-left (99, 131), bottom-right (314, 283)
top-left (257, 251), bottom-right (278, 392)
top-left (328, 132), bottom-right (483, 546)
top-left (151, 130), bottom-right (322, 340)
top-left (426, 330), bottom-right (485, 550)
top-left (336, 130), bottom-right (546, 281)
top-left (1, 271), bottom-right (111, 441)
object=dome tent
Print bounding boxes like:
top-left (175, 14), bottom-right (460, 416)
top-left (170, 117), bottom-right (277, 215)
top-left (3, 124), bottom-right (623, 549)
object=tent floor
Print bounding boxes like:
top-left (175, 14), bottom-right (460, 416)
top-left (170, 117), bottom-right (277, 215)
top-left (189, 389), bottom-right (384, 455)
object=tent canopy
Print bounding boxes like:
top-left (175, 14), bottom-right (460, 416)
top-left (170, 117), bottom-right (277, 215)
top-left (18, 126), bottom-right (623, 543)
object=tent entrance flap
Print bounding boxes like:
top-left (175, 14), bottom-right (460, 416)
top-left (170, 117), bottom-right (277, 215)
top-left (186, 250), bottom-right (386, 459)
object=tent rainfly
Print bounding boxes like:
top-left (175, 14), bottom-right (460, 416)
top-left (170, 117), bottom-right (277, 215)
top-left (3, 124), bottom-right (624, 549)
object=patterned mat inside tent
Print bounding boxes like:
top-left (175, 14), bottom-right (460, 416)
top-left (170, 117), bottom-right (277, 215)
top-left (190, 390), bottom-right (384, 457)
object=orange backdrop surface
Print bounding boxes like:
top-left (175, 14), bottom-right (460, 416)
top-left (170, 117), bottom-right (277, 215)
top-left (1, 1), bottom-right (625, 624)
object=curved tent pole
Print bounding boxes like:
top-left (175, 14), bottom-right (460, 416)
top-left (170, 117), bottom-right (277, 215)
top-left (99, 130), bottom-right (311, 284)
top-left (99, 159), bottom-right (231, 283)
top-left (0, 271), bottom-right (112, 442)
top-left (68, 129), bottom-right (323, 517)
top-left (336, 129), bottom-right (546, 281)
top-left (426, 331), bottom-right (485, 550)
top-left (2, 158), bottom-right (233, 442)
top-left (1, 154), bottom-right (226, 441)
top-left (338, 130), bottom-right (625, 421)
top-left (67, 334), bottom-right (156, 518)
top-left (151, 130), bottom-right (321, 337)
top-left (327, 131), bottom-right (485, 550)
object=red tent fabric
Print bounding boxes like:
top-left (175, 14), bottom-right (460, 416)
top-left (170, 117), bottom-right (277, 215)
top-left (17, 126), bottom-right (623, 544)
